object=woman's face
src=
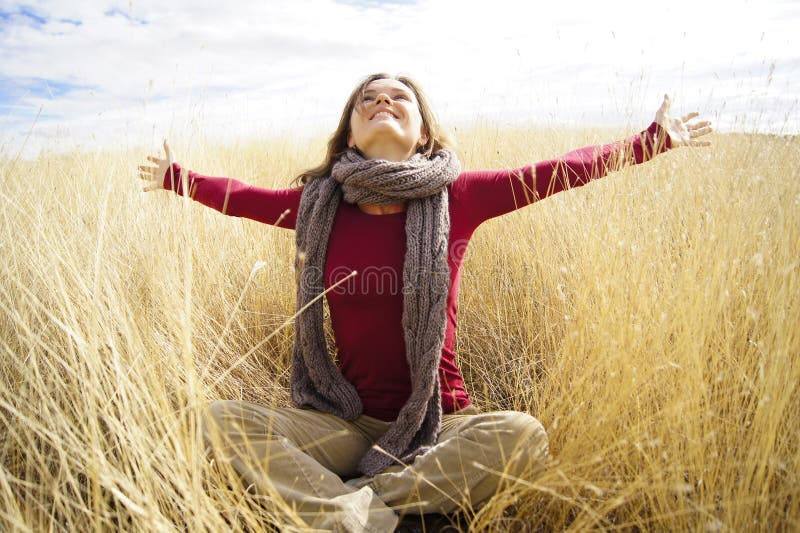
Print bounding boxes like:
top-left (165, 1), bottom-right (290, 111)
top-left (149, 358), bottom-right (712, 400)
top-left (347, 78), bottom-right (429, 161)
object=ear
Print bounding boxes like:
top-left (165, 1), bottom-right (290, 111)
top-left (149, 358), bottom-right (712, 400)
top-left (419, 130), bottom-right (429, 147)
top-left (347, 131), bottom-right (355, 149)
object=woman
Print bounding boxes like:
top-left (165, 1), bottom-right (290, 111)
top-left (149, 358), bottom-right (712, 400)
top-left (138, 73), bottom-right (712, 532)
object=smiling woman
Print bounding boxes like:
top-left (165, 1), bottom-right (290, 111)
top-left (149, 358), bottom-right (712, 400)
top-left (137, 72), bottom-right (712, 531)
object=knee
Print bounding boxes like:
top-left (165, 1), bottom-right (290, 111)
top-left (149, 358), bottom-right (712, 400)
top-left (203, 400), bottom-right (264, 440)
top-left (464, 411), bottom-right (549, 473)
top-left (496, 411), bottom-right (549, 460)
top-left (202, 400), bottom-right (233, 442)
top-left (207, 400), bottom-right (227, 418)
top-left (205, 400), bottom-right (236, 427)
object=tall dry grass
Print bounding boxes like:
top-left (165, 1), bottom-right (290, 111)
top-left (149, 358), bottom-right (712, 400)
top-left (0, 124), bottom-right (797, 531)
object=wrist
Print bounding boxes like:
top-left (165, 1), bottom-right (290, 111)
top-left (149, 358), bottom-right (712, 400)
top-left (163, 162), bottom-right (183, 192)
top-left (647, 121), bottom-right (672, 152)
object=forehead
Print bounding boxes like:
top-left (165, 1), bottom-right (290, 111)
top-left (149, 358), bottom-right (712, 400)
top-left (363, 79), bottom-right (414, 96)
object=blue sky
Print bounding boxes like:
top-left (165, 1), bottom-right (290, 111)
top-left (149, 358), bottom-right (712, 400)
top-left (0, 0), bottom-right (797, 158)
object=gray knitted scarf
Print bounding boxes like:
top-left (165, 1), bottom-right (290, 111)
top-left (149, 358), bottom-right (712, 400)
top-left (291, 148), bottom-right (461, 476)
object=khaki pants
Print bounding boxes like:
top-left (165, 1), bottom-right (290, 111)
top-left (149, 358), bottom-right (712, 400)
top-left (203, 400), bottom-right (548, 532)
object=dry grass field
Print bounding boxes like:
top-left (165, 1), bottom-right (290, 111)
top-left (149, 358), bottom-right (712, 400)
top-left (1, 124), bottom-right (798, 531)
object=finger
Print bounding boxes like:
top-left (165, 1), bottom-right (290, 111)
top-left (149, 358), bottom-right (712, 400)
top-left (163, 139), bottom-right (173, 161)
top-left (689, 126), bottom-right (713, 138)
top-left (681, 111), bottom-right (699, 122)
top-left (138, 165), bottom-right (157, 172)
top-left (688, 139), bottom-right (712, 147)
top-left (146, 155), bottom-right (161, 163)
top-left (143, 183), bottom-right (161, 192)
top-left (657, 94), bottom-right (671, 116)
top-left (688, 120), bottom-right (712, 130)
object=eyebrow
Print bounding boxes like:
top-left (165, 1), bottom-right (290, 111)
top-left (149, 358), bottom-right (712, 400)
top-left (363, 88), bottom-right (413, 97)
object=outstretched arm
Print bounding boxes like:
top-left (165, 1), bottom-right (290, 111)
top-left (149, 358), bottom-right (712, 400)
top-left (138, 140), bottom-right (301, 229)
top-left (453, 95), bottom-right (712, 226)
top-left (536, 95), bottom-right (713, 195)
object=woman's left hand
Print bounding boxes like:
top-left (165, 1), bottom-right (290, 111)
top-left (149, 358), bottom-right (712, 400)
top-left (137, 139), bottom-right (174, 192)
top-left (654, 95), bottom-right (713, 147)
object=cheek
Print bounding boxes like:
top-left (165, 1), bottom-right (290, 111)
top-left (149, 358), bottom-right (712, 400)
top-left (348, 115), bottom-right (362, 146)
top-left (408, 106), bottom-right (424, 129)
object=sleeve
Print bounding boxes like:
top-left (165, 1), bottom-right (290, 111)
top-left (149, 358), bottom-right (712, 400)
top-left (163, 162), bottom-right (301, 229)
top-left (451, 122), bottom-right (672, 226)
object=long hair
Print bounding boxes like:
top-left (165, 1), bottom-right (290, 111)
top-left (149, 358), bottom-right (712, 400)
top-left (294, 73), bottom-right (451, 185)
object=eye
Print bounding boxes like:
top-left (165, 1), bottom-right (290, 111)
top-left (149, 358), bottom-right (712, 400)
top-left (362, 95), bottom-right (375, 103)
top-left (394, 94), bottom-right (410, 101)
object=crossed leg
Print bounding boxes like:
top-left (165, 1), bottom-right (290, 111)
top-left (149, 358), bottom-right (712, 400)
top-left (203, 401), bottom-right (548, 532)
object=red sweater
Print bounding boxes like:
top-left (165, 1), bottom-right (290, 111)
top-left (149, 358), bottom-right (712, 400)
top-left (166, 123), bottom-right (670, 421)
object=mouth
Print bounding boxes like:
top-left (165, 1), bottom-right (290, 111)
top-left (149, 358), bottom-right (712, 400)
top-left (370, 109), bottom-right (399, 120)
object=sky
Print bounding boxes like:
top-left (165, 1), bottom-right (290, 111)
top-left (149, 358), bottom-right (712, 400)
top-left (0, 0), bottom-right (798, 158)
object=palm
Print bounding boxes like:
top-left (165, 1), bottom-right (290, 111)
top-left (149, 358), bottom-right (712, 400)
top-left (654, 95), bottom-right (712, 147)
top-left (137, 140), bottom-right (175, 191)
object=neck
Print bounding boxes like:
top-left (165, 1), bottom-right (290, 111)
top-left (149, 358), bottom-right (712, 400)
top-left (358, 202), bottom-right (406, 215)
top-left (357, 142), bottom-right (416, 162)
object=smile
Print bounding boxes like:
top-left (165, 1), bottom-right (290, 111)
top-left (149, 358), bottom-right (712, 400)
top-left (370, 110), bottom-right (399, 120)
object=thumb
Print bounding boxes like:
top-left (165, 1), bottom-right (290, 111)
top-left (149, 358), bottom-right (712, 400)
top-left (655, 94), bottom-right (671, 124)
top-left (163, 139), bottom-right (174, 162)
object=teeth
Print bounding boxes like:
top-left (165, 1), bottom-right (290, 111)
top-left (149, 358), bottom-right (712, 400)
top-left (373, 111), bottom-right (395, 119)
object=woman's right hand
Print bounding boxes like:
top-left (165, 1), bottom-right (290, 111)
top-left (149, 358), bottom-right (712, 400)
top-left (138, 139), bottom-right (175, 192)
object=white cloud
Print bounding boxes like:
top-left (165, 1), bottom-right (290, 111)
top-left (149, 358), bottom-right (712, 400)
top-left (0, 0), bottom-right (797, 158)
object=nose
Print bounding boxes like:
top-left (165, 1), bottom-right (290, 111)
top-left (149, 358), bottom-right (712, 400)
top-left (374, 93), bottom-right (392, 105)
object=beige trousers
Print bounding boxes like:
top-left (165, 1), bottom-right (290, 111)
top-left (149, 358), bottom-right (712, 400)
top-left (203, 401), bottom-right (548, 532)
